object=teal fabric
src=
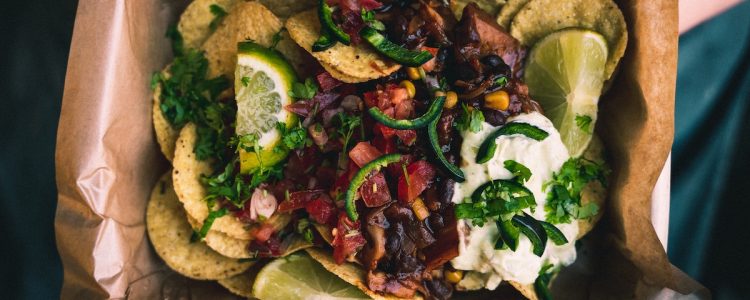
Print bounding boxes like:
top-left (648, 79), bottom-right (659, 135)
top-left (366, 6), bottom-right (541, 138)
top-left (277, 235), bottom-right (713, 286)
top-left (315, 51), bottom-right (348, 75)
top-left (669, 2), bottom-right (750, 299)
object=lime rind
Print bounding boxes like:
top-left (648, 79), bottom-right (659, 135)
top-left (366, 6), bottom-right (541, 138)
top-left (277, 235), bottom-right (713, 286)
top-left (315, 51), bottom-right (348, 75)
top-left (524, 29), bottom-right (608, 157)
top-left (234, 42), bottom-right (298, 173)
top-left (252, 253), bottom-right (369, 300)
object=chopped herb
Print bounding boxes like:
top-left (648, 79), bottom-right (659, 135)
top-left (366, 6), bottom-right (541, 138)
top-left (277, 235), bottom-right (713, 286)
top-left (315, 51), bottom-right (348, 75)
top-left (495, 76), bottom-right (508, 88)
top-left (457, 103), bottom-right (484, 133)
top-left (276, 122), bottom-right (311, 151)
top-left (154, 48), bottom-right (232, 161)
top-left (208, 4), bottom-right (228, 32)
top-left (197, 207), bottom-right (228, 239)
top-left (288, 77), bottom-right (318, 99)
top-left (270, 29), bottom-right (284, 49)
top-left (241, 76), bottom-right (250, 87)
top-left (165, 25), bottom-right (184, 57)
top-left (361, 8), bottom-right (386, 31)
top-left (504, 160), bottom-right (531, 183)
top-left (336, 112), bottom-right (362, 152)
top-left (297, 219), bottom-right (315, 243)
top-left (455, 179), bottom-right (536, 227)
top-left (575, 114), bottom-right (593, 134)
top-left (544, 157), bottom-right (608, 224)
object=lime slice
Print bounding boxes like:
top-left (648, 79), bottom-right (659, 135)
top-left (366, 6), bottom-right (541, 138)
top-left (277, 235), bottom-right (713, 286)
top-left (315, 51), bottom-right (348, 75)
top-left (252, 253), bottom-right (370, 300)
top-left (523, 29), bottom-right (608, 157)
top-left (234, 42), bottom-right (298, 174)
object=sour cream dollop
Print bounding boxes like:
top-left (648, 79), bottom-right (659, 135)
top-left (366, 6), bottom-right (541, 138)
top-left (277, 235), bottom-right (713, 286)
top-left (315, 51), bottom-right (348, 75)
top-left (450, 112), bottom-right (578, 289)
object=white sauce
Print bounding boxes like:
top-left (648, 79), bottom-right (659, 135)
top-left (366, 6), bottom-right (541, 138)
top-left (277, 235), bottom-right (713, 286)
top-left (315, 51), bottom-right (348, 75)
top-left (450, 112), bottom-right (579, 289)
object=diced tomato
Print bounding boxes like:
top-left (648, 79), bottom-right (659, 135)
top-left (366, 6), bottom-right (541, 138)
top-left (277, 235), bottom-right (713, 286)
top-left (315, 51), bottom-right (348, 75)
top-left (252, 222), bottom-right (276, 242)
top-left (278, 189), bottom-right (326, 212)
top-left (360, 172), bottom-right (392, 207)
top-left (333, 159), bottom-right (360, 197)
top-left (394, 100), bottom-right (414, 120)
top-left (332, 212), bottom-right (367, 264)
top-left (372, 134), bottom-right (396, 154)
top-left (374, 122), bottom-right (397, 139)
top-left (248, 235), bottom-right (282, 258)
top-left (395, 129), bottom-right (417, 146)
top-left (316, 71), bottom-right (343, 92)
top-left (386, 154), bottom-right (414, 179)
top-left (420, 47), bottom-right (439, 72)
top-left (388, 86), bottom-right (409, 106)
top-left (305, 194), bottom-right (337, 225)
top-left (363, 91), bottom-right (378, 108)
top-left (397, 160), bottom-right (437, 203)
top-left (349, 142), bottom-right (383, 167)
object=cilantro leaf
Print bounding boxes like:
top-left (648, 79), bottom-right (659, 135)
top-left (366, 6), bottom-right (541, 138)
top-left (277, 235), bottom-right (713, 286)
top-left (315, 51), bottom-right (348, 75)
top-left (575, 114), bottom-right (593, 134)
top-left (165, 25), bottom-right (184, 57)
top-left (288, 78), bottom-right (318, 99)
top-left (208, 4), bottom-right (228, 32)
top-left (504, 160), bottom-right (531, 183)
top-left (544, 157), bottom-right (608, 224)
top-left (361, 8), bottom-right (386, 31)
top-left (495, 76), bottom-right (508, 88)
top-left (457, 103), bottom-right (485, 133)
top-left (197, 207), bottom-right (228, 239)
top-left (276, 122), bottom-right (311, 151)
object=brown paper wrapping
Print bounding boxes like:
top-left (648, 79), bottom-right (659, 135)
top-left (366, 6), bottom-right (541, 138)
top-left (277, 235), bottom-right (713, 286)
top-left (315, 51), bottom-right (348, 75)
top-left (55, 0), bottom-right (708, 298)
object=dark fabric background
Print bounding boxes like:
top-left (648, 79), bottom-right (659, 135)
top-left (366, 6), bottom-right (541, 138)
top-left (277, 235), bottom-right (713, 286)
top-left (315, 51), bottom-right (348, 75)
top-left (0, 0), bottom-right (747, 299)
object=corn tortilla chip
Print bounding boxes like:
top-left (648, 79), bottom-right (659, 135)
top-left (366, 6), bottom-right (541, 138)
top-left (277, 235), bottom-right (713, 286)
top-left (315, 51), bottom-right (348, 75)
top-left (274, 30), bottom-right (318, 78)
top-left (286, 10), bottom-right (401, 83)
top-left (508, 281), bottom-right (538, 300)
top-left (202, 1), bottom-right (283, 80)
top-left (173, 123), bottom-right (253, 240)
top-left (259, 0), bottom-right (317, 20)
top-left (185, 215), bottom-right (253, 259)
top-left (178, 0), bottom-right (243, 50)
top-left (152, 67), bottom-right (179, 162)
top-left (496, 0), bottom-right (528, 30)
top-left (218, 262), bottom-right (266, 298)
top-left (147, 171), bottom-right (252, 280)
top-left (305, 248), bottom-right (423, 300)
top-left (509, 0), bottom-right (627, 79)
top-left (451, 0), bottom-right (506, 20)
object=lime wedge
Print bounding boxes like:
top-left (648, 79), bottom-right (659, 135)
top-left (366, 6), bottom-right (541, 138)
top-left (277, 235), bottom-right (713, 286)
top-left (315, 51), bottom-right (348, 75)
top-left (252, 253), bottom-right (370, 300)
top-left (523, 29), bottom-right (608, 157)
top-left (234, 42), bottom-right (298, 173)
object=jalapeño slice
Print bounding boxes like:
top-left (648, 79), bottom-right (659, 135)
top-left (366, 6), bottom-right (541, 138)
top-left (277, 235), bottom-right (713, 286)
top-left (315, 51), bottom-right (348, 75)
top-left (344, 154), bottom-right (402, 221)
top-left (497, 219), bottom-right (520, 251)
top-left (540, 220), bottom-right (569, 245)
top-left (470, 179), bottom-right (535, 209)
top-left (312, 30), bottom-right (336, 52)
top-left (368, 94), bottom-right (446, 129)
top-left (512, 212), bottom-right (548, 257)
top-left (318, 0), bottom-right (350, 45)
top-left (475, 123), bottom-right (549, 164)
top-left (428, 113), bottom-right (466, 182)
top-left (360, 27), bottom-right (433, 67)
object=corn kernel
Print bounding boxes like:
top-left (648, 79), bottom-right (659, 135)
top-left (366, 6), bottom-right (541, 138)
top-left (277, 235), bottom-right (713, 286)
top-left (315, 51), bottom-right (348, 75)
top-left (444, 91), bottom-right (458, 109)
top-left (411, 197), bottom-right (430, 221)
top-left (406, 67), bottom-right (421, 80)
top-left (400, 80), bottom-right (416, 98)
top-left (484, 90), bottom-right (510, 111)
top-left (445, 270), bottom-right (464, 284)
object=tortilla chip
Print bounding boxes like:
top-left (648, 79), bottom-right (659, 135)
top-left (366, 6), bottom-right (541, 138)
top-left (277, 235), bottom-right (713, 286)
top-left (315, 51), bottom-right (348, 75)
top-left (509, 0), bottom-right (627, 79)
top-left (185, 215), bottom-right (253, 259)
top-left (508, 281), bottom-right (538, 300)
top-left (451, 0), bottom-right (506, 20)
top-left (202, 1), bottom-right (283, 79)
top-left (147, 171), bottom-right (252, 280)
top-left (259, 0), bottom-right (317, 20)
top-left (285, 10), bottom-right (401, 83)
top-left (218, 262), bottom-right (266, 298)
top-left (274, 30), bottom-right (318, 78)
top-left (305, 248), bottom-right (423, 300)
top-left (152, 67), bottom-right (179, 162)
top-left (178, 0), bottom-right (243, 49)
top-left (577, 135), bottom-right (608, 239)
top-left (495, 0), bottom-right (528, 30)
top-left (173, 123), bottom-right (253, 240)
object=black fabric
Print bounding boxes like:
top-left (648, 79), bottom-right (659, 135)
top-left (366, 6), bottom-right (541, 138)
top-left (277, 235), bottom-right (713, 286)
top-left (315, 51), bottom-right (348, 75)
top-left (669, 2), bottom-right (750, 299)
top-left (0, 0), bottom-right (77, 298)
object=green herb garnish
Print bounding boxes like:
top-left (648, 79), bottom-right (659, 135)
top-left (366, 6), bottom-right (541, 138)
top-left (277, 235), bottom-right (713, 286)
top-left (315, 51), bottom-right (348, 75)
top-left (457, 103), bottom-right (484, 133)
top-left (288, 77), bottom-right (318, 99)
top-left (504, 160), bottom-right (531, 183)
top-left (544, 157), bottom-right (607, 224)
top-left (208, 4), bottom-right (228, 32)
top-left (575, 114), bottom-right (593, 134)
